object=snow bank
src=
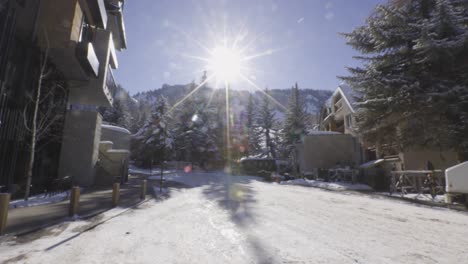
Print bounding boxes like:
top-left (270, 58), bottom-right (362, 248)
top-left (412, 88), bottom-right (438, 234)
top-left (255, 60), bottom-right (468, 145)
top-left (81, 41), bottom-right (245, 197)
top-left (381, 193), bottom-right (446, 203)
top-left (101, 124), bottom-right (131, 135)
top-left (152, 186), bottom-right (170, 196)
top-left (148, 173), bottom-right (175, 180)
top-left (307, 131), bottom-right (342, 135)
top-left (129, 165), bottom-right (176, 178)
top-left (129, 166), bottom-right (153, 175)
top-left (9, 191), bottom-right (70, 209)
top-left (280, 178), bottom-right (373, 191)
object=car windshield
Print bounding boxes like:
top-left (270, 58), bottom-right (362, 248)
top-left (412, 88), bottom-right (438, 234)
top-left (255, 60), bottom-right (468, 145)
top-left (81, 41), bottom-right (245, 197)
top-left (1, 0), bottom-right (468, 263)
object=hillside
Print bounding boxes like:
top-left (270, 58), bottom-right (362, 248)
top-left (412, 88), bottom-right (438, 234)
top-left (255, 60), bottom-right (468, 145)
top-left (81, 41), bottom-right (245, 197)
top-left (133, 83), bottom-right (332, 120)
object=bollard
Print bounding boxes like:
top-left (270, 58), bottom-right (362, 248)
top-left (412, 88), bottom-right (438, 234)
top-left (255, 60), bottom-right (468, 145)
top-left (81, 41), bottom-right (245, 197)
top-left (69, 186), bottom-right (80, 217)
top-left (0, 193), bottom-right (11, 235)
top-left (112, 183), bottom-right (120, 207)
top-left (445, 193), bottom-right (453, 204)
top-left (140, 180), bottom-right (147, 200)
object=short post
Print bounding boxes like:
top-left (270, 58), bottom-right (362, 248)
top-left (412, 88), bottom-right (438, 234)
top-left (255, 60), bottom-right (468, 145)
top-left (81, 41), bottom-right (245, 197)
top-left (140, 180), bottom-right (147, 200)
top-left (112, 183), bottom-right (120, 207)
top-left (445, 193), bottom-right (453, 204)
top-left (69, 186), bottom-right (80, 217)
top-left (416, 174), bottom-right (422, 194)
top-left (0, 193), bottom-right (11, 235)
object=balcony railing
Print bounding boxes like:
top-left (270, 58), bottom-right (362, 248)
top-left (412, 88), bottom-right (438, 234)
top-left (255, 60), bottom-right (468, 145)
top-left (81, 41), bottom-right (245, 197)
top-left (86, 0), bottom-right (108, 29)
top-left (105, 65), bottom-right (117, 101)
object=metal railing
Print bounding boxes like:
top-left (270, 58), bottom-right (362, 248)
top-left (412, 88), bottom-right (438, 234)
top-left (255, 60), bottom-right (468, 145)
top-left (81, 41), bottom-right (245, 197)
top-left (105, 65), bottom-right (117, 98)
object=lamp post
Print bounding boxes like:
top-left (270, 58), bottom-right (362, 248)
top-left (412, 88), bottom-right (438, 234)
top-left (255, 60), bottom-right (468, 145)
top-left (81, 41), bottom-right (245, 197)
top-left (160, 127), bottom-right (165, 192)
top-left (225, 83), bottom-right (232, 174)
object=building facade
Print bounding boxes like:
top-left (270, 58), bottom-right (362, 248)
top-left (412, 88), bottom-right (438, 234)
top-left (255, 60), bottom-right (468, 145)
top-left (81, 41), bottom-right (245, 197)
top-left (0, 0), bottom-right (127, 195)
top-left (316, 84), bottom-right (458, 186)
top-left (319, 84), bottom-right (358, 137)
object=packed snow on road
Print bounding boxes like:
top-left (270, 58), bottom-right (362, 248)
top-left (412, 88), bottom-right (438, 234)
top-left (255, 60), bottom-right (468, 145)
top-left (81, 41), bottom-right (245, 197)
top-left (1, 171), bottom-right (468, 264)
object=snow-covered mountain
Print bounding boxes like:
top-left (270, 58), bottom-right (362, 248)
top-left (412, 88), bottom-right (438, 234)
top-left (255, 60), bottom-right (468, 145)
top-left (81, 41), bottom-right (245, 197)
top-left (133, 83), bottom-right (332, 121)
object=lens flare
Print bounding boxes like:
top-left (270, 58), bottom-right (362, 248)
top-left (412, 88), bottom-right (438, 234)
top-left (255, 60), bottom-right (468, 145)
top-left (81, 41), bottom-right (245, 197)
top-left (207, 46), bottom-right (242, 83)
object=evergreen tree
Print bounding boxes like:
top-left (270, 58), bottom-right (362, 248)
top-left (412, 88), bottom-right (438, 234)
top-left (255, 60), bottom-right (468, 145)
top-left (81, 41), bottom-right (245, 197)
top-left (171, 82), bottom-right (219, 168)
top-left (282, 83), bottom-right (308, 154)
top-left (341, 0), bottom-right (468, 155)
top-left (133, 96), bottom-right (172, 167)
top-left (245, 93), bottom-right (262, 156)
top-left (257, 88), bottom-right (278, 158)
top-left (99, 85), bottom-right (138, 132)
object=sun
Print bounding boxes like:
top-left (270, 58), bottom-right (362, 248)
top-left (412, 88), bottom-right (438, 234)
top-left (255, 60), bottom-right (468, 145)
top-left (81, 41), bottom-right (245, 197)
top-left (207, 46), bottom-right (243, 83)
top-left (169, 26), bottom-right (287, 114)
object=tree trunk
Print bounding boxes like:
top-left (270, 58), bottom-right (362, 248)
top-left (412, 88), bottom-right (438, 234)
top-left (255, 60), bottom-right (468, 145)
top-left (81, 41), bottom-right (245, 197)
top-left (265, 128), bottom-right (276, 159)
top-left (24, 53), bottom-right (46, 200)
top-left (24, 73), bottom-right (42, 200)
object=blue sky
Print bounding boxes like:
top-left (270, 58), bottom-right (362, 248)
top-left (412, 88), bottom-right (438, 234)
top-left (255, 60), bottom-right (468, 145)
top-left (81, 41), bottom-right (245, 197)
top-left (114, 0), bottom-right (384, 94)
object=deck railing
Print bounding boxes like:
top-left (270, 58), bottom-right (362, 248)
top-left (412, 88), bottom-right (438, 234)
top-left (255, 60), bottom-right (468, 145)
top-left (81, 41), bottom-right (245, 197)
top-left (105, 65), bottom-right (117, 98)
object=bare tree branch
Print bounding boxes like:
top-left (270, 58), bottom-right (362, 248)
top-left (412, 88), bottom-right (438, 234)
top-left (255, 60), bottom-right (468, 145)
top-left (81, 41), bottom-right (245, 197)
top-left (22, 104), bottom-right (32, 132)
top-left (39, 83), bottom-right (56, 104)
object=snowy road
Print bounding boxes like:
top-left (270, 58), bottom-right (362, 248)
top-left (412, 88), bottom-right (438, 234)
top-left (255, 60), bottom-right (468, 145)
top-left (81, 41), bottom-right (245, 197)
top-left (1, 172), bottom-right (468, 263)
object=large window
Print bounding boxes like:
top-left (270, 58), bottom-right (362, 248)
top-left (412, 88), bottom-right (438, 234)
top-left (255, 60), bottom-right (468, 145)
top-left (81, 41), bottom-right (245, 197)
top-left (346, 114), bottom-right (353, 128)
top-left (78, 15), bottom-right (92, 43)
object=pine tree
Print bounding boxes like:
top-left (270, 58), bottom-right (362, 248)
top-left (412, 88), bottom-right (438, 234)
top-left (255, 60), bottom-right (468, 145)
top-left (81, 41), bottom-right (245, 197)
top-left (171, 82), bottom-right (219, 168)
top-left (257, 88), bottom-right (278, 158)
top-left (282, 83), bottom-right (308, 154)
top-left (133, 96), bottom-right (172, 167)
top-left (245, 93), bottom-right (262, 156)
top-left (341, 0), bottom-right (468, 155)
top-left (99, 85), bottom-right (138, 132)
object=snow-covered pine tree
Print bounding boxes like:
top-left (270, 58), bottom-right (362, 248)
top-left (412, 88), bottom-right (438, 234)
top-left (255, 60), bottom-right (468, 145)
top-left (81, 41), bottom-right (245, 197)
top-left (245, 93), bottom-right (262, 157)
top-left (257, 88), bottom-right (278, 158)
top-left (282, 83), bottom-right (308, 155)
top-left (341, 0), bottom-right (468, 156)
top-left (171, 81), bottom-right (219, 168)
top-left (133, 96), bottom-right (172, 167)
top-left (99, 85), bottom-right (139, 132)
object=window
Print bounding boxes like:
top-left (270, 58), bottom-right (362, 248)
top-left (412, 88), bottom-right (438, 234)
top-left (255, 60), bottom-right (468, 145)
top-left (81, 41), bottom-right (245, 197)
top-left (78, 15), bottom-right (92, 43)
top-left (346, 115), bottom-right (353, 128)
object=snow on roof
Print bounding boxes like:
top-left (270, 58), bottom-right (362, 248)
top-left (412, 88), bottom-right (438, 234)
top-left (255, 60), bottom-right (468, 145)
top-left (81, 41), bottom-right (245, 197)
top-left (101, 124), bottom-right (131, 135)
top-left (307, 131), bottom-right (342, 135)
top-left (359, 159), bottom-right (385, 169)
top-left (107, 149), bottom-right (130, 154)
top-left (335, 84), bottom-right (362, 113)
top-left (240, 157), bottom-right (276, 161)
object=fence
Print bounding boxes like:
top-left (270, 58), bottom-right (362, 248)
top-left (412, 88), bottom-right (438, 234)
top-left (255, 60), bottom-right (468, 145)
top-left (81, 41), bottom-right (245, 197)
top-left (389, 170), bottom-right (444, 198)
top-left (0, 178), bottom-right (149, 235)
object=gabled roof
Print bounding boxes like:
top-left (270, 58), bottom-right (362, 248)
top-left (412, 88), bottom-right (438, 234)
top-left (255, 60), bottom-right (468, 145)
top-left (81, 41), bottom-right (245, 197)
top-left (332, 84), bottom-right (361, 113)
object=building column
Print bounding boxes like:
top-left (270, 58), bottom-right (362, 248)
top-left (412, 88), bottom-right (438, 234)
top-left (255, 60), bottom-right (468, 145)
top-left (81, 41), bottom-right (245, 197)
top-left (58, 107), bottom-right (102, 186)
